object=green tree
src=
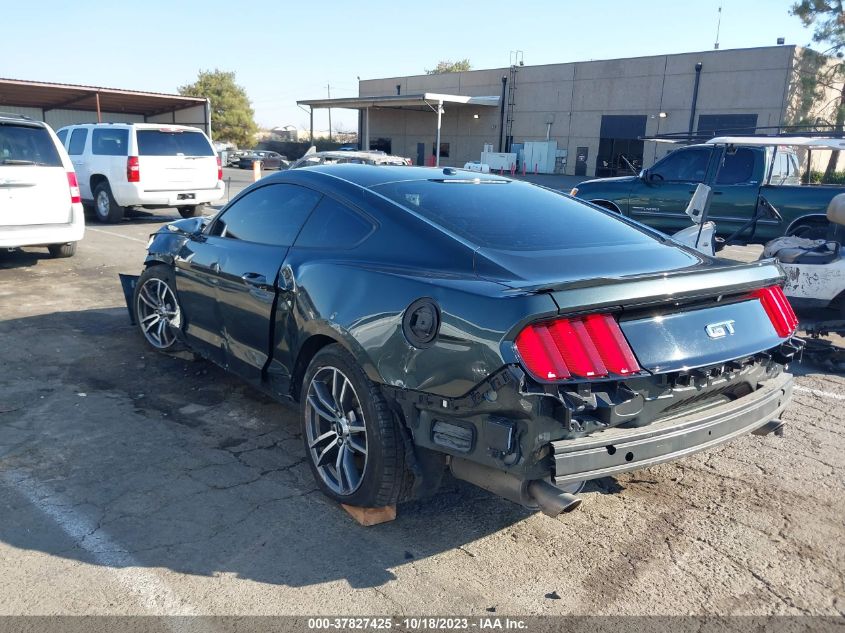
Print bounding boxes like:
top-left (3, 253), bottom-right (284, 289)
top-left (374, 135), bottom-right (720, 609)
top-left (791, 0), bottom-right (845, 180)
top-left (425, 59), bottom-right (472, 75)
top-left (178, 70), bottom-right (258, 147)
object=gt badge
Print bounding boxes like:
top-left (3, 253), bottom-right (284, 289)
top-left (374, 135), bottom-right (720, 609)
top-left (705, 320), bottom-right (736, 339)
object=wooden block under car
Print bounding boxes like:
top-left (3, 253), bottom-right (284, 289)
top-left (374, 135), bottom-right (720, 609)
top-left (341, 503), bottom-right (397, 526)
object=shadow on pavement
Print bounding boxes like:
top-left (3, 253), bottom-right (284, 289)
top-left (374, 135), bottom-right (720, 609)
top-left (0, 248), bottom-right (54, 269)
top-left (0, 308), bottom-right (584, 590)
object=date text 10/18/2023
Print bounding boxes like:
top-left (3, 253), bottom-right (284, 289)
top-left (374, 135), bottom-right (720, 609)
top-left (307, 617), bottom-right (528, 630)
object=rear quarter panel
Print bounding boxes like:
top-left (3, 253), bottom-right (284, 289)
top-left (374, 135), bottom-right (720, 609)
top-left (761, 184), bottom-right (845, 239)
top-left (275, 255), bottom-right (559, 399)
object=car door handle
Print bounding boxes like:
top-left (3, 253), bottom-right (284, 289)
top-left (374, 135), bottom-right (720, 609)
top-left (688, 189), bottom-right (722, 195)
top-left (241, 272), bottom-right (268, 287)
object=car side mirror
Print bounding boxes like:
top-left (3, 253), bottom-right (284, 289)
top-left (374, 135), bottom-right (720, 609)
top-left (167, 216), bottom-right (208, 237)
top-left (639, 168), bottom-right (648, 180)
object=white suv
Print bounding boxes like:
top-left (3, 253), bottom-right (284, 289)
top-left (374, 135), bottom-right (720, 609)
top-left (0, 113), bottom-right (84, 257)
top-left (57, 123), bottom-right (224, 223)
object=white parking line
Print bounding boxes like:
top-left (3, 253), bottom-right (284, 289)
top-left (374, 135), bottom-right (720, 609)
top-left (1, 470), bottom-right (202, 621)
top-left (87, 227), bottom-right (149, 244)
top-left (794, 385), bottom-right (845, 401)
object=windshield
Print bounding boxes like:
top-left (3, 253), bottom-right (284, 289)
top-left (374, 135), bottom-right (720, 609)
top-left (0, 123), bottom-right (62, 166)
top-left (372, 179), bottom-right (657, 251)
top-left (137, 130), bottom-right (214, 157)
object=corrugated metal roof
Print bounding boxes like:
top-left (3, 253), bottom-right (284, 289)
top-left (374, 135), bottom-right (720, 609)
top-left (0, 78), bottom-right (206, 116)
top-left (298, 93), bottom-right (500, 110)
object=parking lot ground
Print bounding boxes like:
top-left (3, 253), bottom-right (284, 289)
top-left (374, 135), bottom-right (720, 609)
top-left (0, 214), bottom-right (844, 617)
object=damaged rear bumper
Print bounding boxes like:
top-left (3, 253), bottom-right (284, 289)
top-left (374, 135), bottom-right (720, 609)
top-left (551, 371), bottom-right (793, 486)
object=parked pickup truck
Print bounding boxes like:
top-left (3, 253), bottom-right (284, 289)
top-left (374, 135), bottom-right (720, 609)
top-left (572, 138), bottom-right (845, 243)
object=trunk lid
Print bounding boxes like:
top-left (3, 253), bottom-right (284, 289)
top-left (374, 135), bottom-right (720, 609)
top-left (503, 256), bottom-right (789, 376)
top-left (619, 298), bottom-right (784, 373)
top-left (136, 129), bottom-right (218, 190)
top-left (0, 122), bottom-right (71, 225)
top-left (0, 165), bottom-right (71, 225)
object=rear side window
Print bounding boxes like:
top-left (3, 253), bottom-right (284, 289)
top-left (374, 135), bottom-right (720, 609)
top-left (92, 128), bottom-right (129, 156)
top-left (137, 130), bottom-right (214, 156)
top-left (295, 197), bottom-right (374, 249)
top-left (716, 148), bottom-right (756, 185)
top-left (56, 129), bottom-right (68, 145)
top-left (211, 183), bottom-right (321, 246)
top-left (372, 180), bottom-right (656, 251)
top-left (0, 123), bottom-right (62, 166)
top-left (68, 129), bottom-right (88, 156)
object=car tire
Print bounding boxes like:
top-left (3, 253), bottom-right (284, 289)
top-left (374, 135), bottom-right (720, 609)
top-left (301, 344), bottom-right (410, 508)
top-left (178, 205), bottom-right (203, 218)
top-left (133, 266), bottom-right (184, 352)
top-left (47, 242), bottom-right (76, 258)
top-left (93, 181), bottom-right (125, 223)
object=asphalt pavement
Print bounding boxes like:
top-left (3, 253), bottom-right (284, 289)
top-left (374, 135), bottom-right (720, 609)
top-left (0, 203), bottom-right (843, 619)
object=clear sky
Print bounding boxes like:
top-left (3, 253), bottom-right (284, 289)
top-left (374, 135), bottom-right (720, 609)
top-left (0, 0), bottom-right (819, 132)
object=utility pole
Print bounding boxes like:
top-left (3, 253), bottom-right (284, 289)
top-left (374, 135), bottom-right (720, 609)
top-left (327, 84), bottom-right (332, 142)
top-left (714, 5), bottom-right (722, 49)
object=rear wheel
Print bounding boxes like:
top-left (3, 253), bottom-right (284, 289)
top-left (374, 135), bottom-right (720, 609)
top-left (47, 242), bottom-right (76, 258)
top-left (93, 181), bottom-right (124, 223)
top-left (133, 266), bottom-right (183, 352)
top-left (301, 344), bottom-right (408, 507)
top-left (178, 205), bottom-right (203, 218)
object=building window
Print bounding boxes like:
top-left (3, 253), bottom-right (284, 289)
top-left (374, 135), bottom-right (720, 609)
top-left (596, 115), bottom-right (646, 177)
top-left (370, 137), bottom-right (392, 154)
top-left (697, 114), bottom-right (758, 137)
top-left (432, 142), bottom-right (450, 158)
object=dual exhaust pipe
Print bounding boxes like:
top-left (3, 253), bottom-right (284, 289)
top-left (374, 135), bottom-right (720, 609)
top-left (450, 418), bottom-right (787, 516)
top-left (449, 457), bottom-right (582, 517)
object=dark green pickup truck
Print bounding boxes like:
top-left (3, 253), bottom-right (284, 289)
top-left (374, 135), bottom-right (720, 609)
top-left (573, 141), bottom-right (845, 243)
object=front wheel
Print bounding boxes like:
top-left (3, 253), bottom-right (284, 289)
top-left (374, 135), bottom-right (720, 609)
top-left (133, 266), bottom-right (183, 351)
top-left (301, 344), bottom-right (409, 507)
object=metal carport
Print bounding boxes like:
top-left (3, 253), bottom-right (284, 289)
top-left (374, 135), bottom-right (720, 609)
top-left (296, 93), bottom-right (499, 166)
top-left (0, 78), bottom-right (211, 136)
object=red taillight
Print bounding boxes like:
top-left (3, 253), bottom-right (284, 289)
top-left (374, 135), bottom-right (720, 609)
top-left (66, 171), bottom-right (81, 204)
top-left (217, 156), bottom-right (223, 180)
top-left (752, 286), bottom-right (798, 337)
top-left (582, 313), bottom-right (642, 375)
top-left (514, 313), bottom-right (641, 382)
top-left (127, 156), bottom-right (140, 182)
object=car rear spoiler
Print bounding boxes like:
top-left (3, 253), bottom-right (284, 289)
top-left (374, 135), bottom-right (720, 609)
top-left (505, 259), bottom-right (785, 314)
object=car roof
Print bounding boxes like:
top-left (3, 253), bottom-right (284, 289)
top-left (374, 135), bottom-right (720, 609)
top-left (58, 122), bottom-right (204, 132)
top-left (303, 150), bottom-right (401, 160)
top-left (0, 113), bottom-right (46, 128)
top-left (277, 163), bottom-right (512, 189)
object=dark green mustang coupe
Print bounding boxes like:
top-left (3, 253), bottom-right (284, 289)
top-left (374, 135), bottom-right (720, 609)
top-left (134, 165), bottom-right (801, 516)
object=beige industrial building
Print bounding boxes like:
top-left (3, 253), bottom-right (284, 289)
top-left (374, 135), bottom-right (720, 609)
top-left (300, 45), bottom-right (842, 177)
